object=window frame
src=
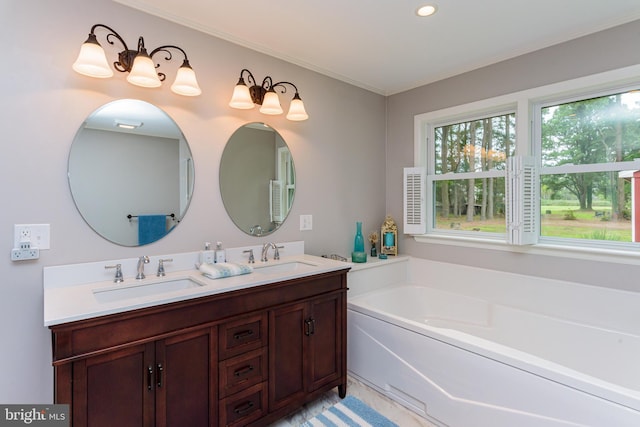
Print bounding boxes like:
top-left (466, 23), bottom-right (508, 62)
top-left (412, 64), bottom-right (640, 266)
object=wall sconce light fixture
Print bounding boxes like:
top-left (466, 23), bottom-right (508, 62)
top-left (229, 69), bottom-right (308, 121)
top-left (72, 24), bottom-right (201, 96)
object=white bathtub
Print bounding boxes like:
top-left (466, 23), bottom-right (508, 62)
top-left (347, 258), bottom-right (640, 427)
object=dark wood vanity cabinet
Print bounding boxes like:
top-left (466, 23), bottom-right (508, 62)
top-left (269, 292), bottom-right (345, 412)
top-left (50, 269), bottom-right (349, 427)
top-left (68, 327), bottom-right (215, 427)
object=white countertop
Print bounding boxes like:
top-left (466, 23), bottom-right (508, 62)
top-left (44, 252), bottom-right (351, 327)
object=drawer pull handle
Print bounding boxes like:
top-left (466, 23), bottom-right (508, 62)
top-left (233, 400), bottom-right (255, 415)
top-left (234, 365), bottom-right (254, 377)
top-left (233, 329), bottom-right (254, 340)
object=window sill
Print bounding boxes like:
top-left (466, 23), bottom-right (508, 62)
top-left (413, 234), bottom-right (640, 266)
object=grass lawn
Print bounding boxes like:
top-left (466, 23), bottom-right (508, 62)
top-left (435, 204), bottom-right (632, 241)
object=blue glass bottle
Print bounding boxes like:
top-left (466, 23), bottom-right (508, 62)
top-left (354, 221), bottom-right (365, 253)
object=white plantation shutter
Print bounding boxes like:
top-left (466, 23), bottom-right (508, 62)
top-left (506, 156), bottom-right (538, 245)
top-left (404, 167), bottom-right (426, 234)
top-left (270, 180), bottom-right (284, 223)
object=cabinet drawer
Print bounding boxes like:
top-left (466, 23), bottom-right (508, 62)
top-left (219, 348), bottom-right (267, 398)
top-left (219, 382), bottom-right (266, 427)
top-left (219, 313), bottom-right (267, 360)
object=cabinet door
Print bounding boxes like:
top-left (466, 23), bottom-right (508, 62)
top-left (268, 301), bottom-right (306, 411)
top-left (307, 292), bottom-right (343, 391)
top-left (73, 343), bottom-right (155, 427)
top-left (156, 327), bottom-right (216, 427)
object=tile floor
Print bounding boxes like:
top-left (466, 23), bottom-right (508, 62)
top-left (270, 376), bottom-right (437, 427)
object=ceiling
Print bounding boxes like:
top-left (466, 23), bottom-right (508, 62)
top-left (115, 0), bottom-right (640, 95)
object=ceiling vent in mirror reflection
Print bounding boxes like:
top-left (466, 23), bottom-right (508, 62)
top-left (72, 23), bottom-right (201, 96)
top-left (68, 99), bottom-right (194, 246)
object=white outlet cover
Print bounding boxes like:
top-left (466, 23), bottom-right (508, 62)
top-left (14, 224), bottom-right (50, 249)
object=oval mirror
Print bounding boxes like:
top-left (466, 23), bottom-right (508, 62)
top-left (220, 123), bottom-right (295, 236)
top-left (68, 99), bottom-right (194, 246)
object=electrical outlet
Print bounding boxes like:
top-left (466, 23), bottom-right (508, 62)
top-left (14, 224), bottom-right (50, 249)
top-left (11, 247), bottom-right (39, 261)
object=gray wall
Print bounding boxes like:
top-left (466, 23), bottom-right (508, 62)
top-left (386, 20), bottom-right (640, 289)
top-left (0, 0), bottom-right (386, 402)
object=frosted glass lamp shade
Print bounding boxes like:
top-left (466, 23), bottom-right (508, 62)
top-left (229, 80), bottom-right (255, 109)
top-left (259, 90), bottom-right (283, 115)
top-left (171, 61), bottom-right (201, 96)
top-left (286, 94), bottom-right (309, 121)
top-left (127, 51), bottom-right (161, 88)
top-left (72, 36), bottom-right (113, 78)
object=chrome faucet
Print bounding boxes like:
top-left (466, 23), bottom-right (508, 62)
top-left (157, 258), bottom-right (172, 277)
top-left (243, 249), bottom-right (255, 263)
top-left (105, 263), bottom-right (124, 283)
top-left (136, 256), bottom-right (150, 280)
top-left (261, 242), bottom-right (280, 262)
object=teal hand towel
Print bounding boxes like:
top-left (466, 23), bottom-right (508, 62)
top-left (138, 215), bottom-right (167, 245)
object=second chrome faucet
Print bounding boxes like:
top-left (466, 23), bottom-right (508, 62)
top-left (261, 242), bottom-right (281, 262)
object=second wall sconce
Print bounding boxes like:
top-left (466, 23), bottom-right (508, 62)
top-left (72, 24), bottom-right (201, 96)
top-left (229, 69), bottom-right (309, 121)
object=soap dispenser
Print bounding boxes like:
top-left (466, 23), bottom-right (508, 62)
top-left (215, 241), bottom-right (226, 263)
top-left (200, 242), bottom-right (216, 265)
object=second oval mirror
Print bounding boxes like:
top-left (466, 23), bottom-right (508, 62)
top-left (220, 123), bottom-right (295, 236)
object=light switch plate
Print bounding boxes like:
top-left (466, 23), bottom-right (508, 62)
top-left (299, 215), bottom-right (313, 231)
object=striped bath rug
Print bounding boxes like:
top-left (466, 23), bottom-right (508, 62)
top-left (301, 396), bottom-right (398, 427)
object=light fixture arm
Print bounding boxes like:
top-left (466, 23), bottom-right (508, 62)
top-left (85, 24), bottom-right (134, 73)
top-left (270, 81), bottom-right (301, 98)
top-left (149, 44), bottom-right (192, 83)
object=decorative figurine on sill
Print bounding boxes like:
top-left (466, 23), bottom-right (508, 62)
top-left (380, 215), bottom-right (398, 256)
top-left (368, 231), bottom-right (378, 257)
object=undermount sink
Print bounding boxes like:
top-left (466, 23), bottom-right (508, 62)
top-left (252, 261), bottom-right (318, 275)
top-left (93, 277), bottom-right (204, 303)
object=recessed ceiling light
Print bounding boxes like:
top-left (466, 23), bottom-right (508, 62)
top-left (416, 4), bottom-right (437, 17)
top-left (114, 119), bottom-right (143, 129)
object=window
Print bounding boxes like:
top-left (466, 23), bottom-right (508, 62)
top-left (429, 113), bottom-right (515, 236)
top-left (539, 89), bottom-right (640, 245)
top-left (412, 65), bottom-right (640, 260)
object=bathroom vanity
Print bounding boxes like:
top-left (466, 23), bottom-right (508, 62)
top-left (46, 252), bottom-right (349, 427)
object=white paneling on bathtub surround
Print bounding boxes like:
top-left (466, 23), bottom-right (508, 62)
top-left (0, 0), bottom-right (385, 404)
top-left (348, 257), bottom-right (640, 426)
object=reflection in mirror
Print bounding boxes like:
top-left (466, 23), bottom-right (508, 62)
top-left (68, 99), bottom-right (194, 246)
top-left (220, 123), bottom-right (295, 236)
